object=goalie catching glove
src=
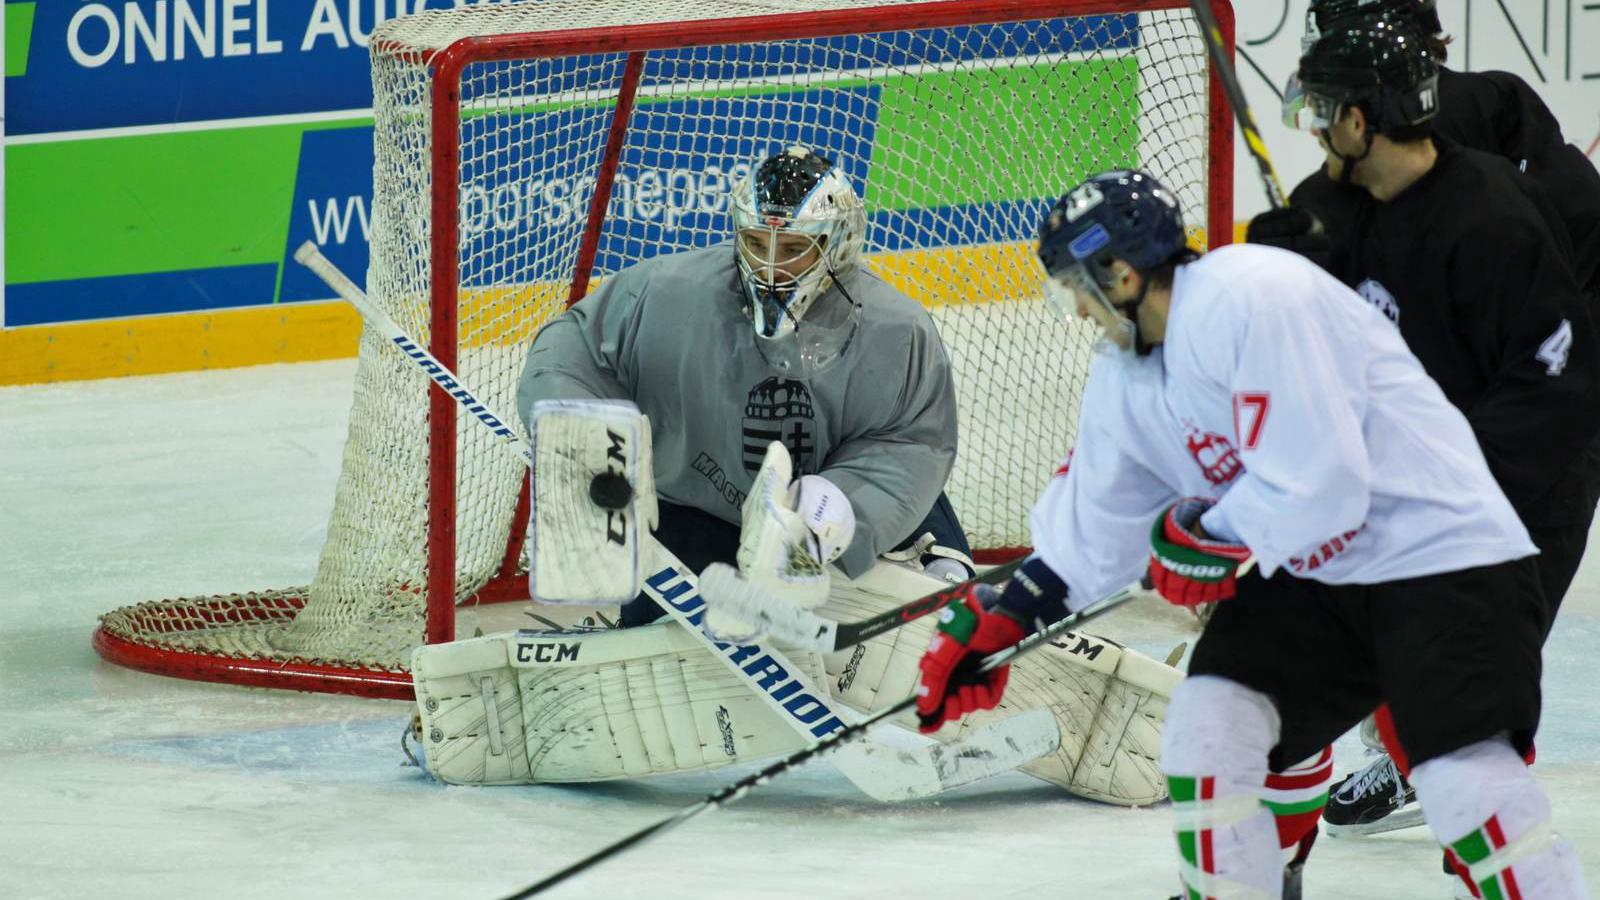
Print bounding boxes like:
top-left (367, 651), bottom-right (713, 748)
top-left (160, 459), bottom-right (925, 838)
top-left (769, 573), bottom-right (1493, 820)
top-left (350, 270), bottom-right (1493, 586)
top-left (1147, 497), bottom-right (1251, 608)
top-left (702, 441), bottom-right (855, 642)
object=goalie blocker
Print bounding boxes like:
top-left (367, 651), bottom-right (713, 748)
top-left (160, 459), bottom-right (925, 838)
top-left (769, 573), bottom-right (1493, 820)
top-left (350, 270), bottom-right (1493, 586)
top-left (528, 399), bottom-right (659, 604)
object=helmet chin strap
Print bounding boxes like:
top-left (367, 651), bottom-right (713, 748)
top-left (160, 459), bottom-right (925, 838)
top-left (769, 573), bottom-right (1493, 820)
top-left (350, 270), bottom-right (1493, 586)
top-left (1109, 267), bottom-right (1158, 356)
top-left (1331, 118), bottom-right (1376, 186)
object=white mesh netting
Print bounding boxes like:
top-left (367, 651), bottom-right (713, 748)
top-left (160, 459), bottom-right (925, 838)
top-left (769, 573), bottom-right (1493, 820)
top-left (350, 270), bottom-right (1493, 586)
top-left (97, 0), bottom-right (1223, 690)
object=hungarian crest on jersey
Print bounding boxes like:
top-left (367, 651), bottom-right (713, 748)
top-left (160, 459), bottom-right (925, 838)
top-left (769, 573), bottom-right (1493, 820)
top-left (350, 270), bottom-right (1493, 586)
top-left (742, 377), bottom-right (817, 473)
top-left (1183, 424), bottom-right (1242, 486)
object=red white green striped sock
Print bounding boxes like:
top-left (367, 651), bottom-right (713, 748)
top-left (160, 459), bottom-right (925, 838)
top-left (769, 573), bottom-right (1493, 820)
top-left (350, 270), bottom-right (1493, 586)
top-left (1450, 815), bottom-right (1527, 900)
top-left (1262, 746), bottom-right (1333, 853)
top-left (1168, 774), bottom-right (1271, 900)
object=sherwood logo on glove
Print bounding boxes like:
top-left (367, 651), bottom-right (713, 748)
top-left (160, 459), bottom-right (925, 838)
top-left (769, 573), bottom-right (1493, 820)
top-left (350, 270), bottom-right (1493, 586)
top-left (1154, 555), bottom-right (1231, 580)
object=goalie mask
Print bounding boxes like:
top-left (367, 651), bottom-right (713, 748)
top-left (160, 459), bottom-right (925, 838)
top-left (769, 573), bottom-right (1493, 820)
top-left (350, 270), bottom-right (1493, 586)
top-left (731, 147), bottom-right (868, 377)
top-left (1036, 169), bottom-right (1190, 355)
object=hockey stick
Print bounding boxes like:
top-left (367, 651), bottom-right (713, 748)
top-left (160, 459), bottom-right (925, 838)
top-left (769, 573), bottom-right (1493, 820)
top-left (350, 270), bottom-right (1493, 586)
top-left (701, 558), bottom-right (1152, 652)
top-left (1187, 0), bottom-right (1290, 209)
top-left (700, 557), bottom-right (1023, 652)
top-left (292, 241), bottom-right (1061, 802)
top-left (503, 575), bottom-right (1146, 899)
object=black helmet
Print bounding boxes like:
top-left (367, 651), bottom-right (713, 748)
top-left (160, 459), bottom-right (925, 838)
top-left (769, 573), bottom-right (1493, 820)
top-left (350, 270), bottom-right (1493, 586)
top-left (1297, 17), bottom-right (1439, 136)
top-left (1306, 0), bottom-right (1442, 46)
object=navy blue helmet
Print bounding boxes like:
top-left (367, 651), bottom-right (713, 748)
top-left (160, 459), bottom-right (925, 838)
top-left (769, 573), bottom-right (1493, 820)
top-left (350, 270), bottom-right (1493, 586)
top-left (1037, 169), bottom-right (1189, 285)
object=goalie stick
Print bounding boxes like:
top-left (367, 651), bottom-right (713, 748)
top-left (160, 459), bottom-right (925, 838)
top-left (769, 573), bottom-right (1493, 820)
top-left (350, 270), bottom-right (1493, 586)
top-left (702, 558), bottom-right (1022, 652)
top-left (703, 558), bottom-right (1156, 652)
top-left (292, 241), bottom-right (1061, 803)
top-left (501, 571), bottom-right (1150, 899)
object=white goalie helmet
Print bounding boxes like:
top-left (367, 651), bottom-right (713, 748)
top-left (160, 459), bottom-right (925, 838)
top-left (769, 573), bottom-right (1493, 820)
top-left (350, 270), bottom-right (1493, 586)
top-left (731, 147), bottom-right (867, 375)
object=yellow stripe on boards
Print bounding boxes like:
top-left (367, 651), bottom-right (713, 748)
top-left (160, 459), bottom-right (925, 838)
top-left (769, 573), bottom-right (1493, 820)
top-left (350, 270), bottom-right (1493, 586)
top-left (3, 223), bottom-right (1254, 386)
top-left (0, 302), bottom-right (363, 385)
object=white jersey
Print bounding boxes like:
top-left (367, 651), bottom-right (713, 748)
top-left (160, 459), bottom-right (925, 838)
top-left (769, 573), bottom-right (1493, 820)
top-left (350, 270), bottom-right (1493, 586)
top-left (1034, 244), bottom-right (1537, 612)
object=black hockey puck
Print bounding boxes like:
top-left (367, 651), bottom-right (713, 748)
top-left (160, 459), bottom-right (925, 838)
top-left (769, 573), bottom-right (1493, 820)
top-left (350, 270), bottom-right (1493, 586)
top-left (589, 471), bottom-right (634, 510)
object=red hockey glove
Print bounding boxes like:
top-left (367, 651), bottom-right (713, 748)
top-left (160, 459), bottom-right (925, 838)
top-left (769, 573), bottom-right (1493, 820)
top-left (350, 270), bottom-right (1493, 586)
top-left (915, 585), bottom-right (1026, 734)
top-left (1148, 498), bottom-right (1252, 608)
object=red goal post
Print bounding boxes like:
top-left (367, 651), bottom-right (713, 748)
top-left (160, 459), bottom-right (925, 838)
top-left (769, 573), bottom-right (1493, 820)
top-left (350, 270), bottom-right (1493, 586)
top-left (95, 0), bottom-right (1234, 698)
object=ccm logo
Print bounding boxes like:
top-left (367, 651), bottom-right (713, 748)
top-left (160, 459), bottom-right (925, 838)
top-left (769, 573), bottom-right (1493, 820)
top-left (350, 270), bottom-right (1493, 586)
top-left (514, 641), bottom-right (580, 663)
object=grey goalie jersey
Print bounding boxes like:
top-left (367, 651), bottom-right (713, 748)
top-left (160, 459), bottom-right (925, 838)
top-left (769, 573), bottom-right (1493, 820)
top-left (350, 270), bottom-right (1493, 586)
top-left (516, 244), bottom-right (958, 577)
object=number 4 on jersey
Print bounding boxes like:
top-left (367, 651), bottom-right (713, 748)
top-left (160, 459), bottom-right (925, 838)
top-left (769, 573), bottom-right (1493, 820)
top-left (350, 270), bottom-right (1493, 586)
top-left (1537, 319), bottom-right (1573, 376)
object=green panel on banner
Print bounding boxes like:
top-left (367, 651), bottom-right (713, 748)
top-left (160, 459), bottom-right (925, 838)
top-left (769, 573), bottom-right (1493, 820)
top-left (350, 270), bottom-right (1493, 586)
top-left (6, 120), bottom-right (366, 284)
top-left (6, 3), bottom-right (36, 78)
top-left (870, 59), bottom-right (1139, 210)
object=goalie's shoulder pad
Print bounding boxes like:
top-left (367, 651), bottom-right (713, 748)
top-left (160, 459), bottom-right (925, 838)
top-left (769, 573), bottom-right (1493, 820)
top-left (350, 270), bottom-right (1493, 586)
top-left (411, 623), bottom-right (823, 786)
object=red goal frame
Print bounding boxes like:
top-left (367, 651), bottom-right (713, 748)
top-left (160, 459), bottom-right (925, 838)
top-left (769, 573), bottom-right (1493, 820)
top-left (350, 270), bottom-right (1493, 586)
top-left (94, 0), bottom-right (1235, 699)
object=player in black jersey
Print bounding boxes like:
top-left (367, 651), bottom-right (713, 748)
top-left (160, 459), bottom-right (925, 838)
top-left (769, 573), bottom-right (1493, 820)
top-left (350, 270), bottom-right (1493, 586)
top-left (1263, 19), bottom-right (1600, 897)
top-left (1256, 0), bottom-right (1600, 296)
top-left (1253, 4), bottom-right (1600, 852)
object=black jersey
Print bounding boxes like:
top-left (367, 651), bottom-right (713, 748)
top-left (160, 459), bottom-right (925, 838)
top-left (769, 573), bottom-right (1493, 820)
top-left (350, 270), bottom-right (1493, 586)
top-left (1335, 138), bottom-right (1600, 526)
top-left (1290, 67), bottom-right (1600, 294)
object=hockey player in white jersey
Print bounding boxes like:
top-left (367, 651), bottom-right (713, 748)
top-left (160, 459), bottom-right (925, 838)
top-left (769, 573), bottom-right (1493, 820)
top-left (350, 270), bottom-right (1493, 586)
top-left (915, 170), bottom-right (1589, 899)
top-left (407, 148), bottom-right (1184, 806)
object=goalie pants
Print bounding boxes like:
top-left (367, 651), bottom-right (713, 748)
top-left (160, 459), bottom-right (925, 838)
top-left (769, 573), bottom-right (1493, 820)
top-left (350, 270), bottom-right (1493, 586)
top-left (619, 493), bottom-right (971, 627)
top-left (1187, 556), bottom-right (1545, 774)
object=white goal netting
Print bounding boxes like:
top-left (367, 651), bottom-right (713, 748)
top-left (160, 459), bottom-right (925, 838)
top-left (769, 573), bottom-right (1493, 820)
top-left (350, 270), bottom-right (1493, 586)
top-left (96, 0), bottom-right (1228, 693)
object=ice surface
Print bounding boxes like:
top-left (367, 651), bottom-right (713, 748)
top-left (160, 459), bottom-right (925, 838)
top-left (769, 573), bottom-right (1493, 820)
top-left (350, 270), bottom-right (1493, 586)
top-left (3, 360), bottom-right (1597, 899)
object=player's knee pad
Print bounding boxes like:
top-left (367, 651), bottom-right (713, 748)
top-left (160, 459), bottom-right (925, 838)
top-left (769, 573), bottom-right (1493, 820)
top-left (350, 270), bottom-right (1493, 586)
top-left (1161, 676), bottom-right (1281, 783)
top-left (410, 622), bottom-right (821, 785)
top-left (821, 562), bottom-right (1183, 805)
top-left (1263, 747), bottom-right (1332, 858)
top-left (1162, 676), bottom-right (1284, 900)
top-left (1412, 738), bottom-right (1588, 900)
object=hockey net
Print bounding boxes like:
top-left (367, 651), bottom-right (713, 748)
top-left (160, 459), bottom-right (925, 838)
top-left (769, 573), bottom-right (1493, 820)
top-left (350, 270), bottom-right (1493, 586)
top-left (95, 0), bottom-right (1233, 698)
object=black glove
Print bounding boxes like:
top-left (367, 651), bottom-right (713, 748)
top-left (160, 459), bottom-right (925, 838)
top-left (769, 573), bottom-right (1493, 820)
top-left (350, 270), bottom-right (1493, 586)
top-left (1245, 207), bottom-right (1332, 268)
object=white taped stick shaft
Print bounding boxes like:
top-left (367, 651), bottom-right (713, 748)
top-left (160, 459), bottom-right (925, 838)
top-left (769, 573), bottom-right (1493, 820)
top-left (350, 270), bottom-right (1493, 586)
top-left (293, 240), bottom-right (530, 465)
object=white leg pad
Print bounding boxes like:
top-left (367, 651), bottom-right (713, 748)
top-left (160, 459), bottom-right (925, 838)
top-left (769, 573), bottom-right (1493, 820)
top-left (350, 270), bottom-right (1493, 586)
top-left (822, 562), bottom-right (1182, 805)
top-left (411, 622), bottom-right (823, 785)
top-left (1161, 676), bottom-right (1284, 900)
top-left (1412, 738), bottom-right (1590, 899)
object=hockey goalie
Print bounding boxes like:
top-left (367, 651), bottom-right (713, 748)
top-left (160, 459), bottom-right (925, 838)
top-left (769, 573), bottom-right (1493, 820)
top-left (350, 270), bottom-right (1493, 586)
top-left (407, 146), bottom-right (1181, 805)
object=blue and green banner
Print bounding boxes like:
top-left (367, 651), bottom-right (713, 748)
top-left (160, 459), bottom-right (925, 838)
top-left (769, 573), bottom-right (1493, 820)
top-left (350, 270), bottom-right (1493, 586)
top-left (5, 7), bottom-right (1139, 332)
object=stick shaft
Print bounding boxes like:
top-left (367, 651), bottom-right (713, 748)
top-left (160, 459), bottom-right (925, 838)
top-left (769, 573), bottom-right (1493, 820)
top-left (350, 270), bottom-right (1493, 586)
top-left (293, 241), bottom-right (530, 463)
top-left (829, 558), bottom-right (1024, 650)
top-left (1187, 0), bottom-right (1289, 210)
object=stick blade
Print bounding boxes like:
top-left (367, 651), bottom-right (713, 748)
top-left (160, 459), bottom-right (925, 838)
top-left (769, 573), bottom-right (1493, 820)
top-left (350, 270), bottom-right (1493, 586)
top-left (833, 709), bottom-right (1062, 802)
